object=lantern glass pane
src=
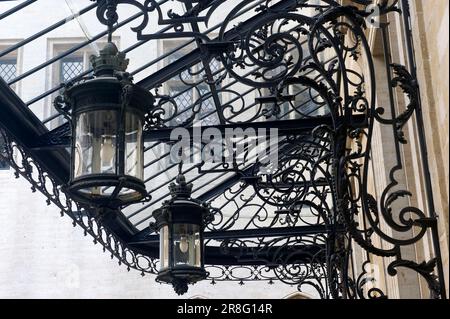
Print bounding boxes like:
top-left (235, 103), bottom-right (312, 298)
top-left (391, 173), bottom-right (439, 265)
top-left (74, 111), bottom-right (117, 178)
top-left (125, 112), bottom-right (143, 180)
top-left (172, 224), bottom-right (201, 268)
top-left (159, 225), bottom-right (169, 270)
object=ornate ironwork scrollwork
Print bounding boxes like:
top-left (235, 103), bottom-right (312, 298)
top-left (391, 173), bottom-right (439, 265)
top-left (0, 0), bottom-right (445, 299)
top-left (330, 1), bottom-right (446, 299)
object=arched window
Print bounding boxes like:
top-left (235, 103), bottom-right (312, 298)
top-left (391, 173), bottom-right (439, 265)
top-left (188, 295), bottom-right (208, 299)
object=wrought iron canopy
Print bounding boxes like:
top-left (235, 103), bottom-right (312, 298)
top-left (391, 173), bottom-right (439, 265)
top-left (0, 0), bottom-right (447, 299)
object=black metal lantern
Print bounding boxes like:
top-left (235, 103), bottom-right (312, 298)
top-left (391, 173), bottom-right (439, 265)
top-left (152, 173), bottom-right (210, 295)
top-left (56, 42), bottom-right (154, 208)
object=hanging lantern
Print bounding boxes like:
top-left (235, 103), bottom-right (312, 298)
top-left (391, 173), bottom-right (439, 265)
top-left (55, 42), bottom-right (154, 208)
top-left (152, 173), bottom-right (210, 295)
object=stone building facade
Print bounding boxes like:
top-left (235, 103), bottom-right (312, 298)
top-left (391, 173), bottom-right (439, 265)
top-left (409, 0), bottom-right (449, 292)
top-left (368, 0), bottom-right (449, 298)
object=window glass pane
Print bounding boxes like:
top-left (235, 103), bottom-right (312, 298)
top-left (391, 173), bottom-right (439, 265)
top-left (291, 86), bottom-right (326, 118)
top-left (49, 56), bottom-right (85, 129)
top-left (0, 59), bottom-right (17, 83)
top-left (0, 59), bottom-right (16, 170)
top-left (166, 43), bottom-right (196, 82)
top-left (170, 86), bottom-right (194, 125)
top-left (60, 57), bottom-right (84, 82)
top-left (209, 58), bottom-right (221, 74)
top-left (198, 85), bottom-right (220, 126)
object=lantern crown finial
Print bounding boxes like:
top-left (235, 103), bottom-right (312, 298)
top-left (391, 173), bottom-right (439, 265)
top-left (169, 174), bottom-right (193, 199)
top-left (90, 42), bottom-right (129, 76)
top-left (172, 278), bottom-right (189, 296)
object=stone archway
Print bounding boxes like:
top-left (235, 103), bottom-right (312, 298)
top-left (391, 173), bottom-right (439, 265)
top-left (283, 292), bottom-right (314, 300)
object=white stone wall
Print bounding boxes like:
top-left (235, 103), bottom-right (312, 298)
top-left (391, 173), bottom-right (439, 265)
top-left (0, 168), bottom-right (305, 298)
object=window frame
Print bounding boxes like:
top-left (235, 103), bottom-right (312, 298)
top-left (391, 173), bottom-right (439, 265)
top-left (0, 58), bottom-right (18, 83)
top-left (45, 37), bottom-right (120, 129)
top-left (155, 39), bottom-right (225, 167)
top-left (0, 39), bottom-right (23, 94)
top-left (158, 38), bottom-right (223, 127)
top-left (0, 40), bottom-right (23, 172)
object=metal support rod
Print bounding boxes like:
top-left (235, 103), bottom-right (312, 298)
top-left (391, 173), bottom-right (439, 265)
top-left (185, 1), bottom-right (226, 124)
top-left (136, 0), bottom-right (300, 89)
top-left (0, 0), bottom-right (37, 21)
top-left (30, 114), bottom-right (368, 150)
top-left (143, 115), bottom-right (366, 142)
top-left (128, 224), bottom-right (344, 245)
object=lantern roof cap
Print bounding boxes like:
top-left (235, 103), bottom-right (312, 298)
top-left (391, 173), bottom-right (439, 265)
top-left (169, 174), bottom-right (193, 199)
top-left (90, 42), bottom-right (129, 76)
